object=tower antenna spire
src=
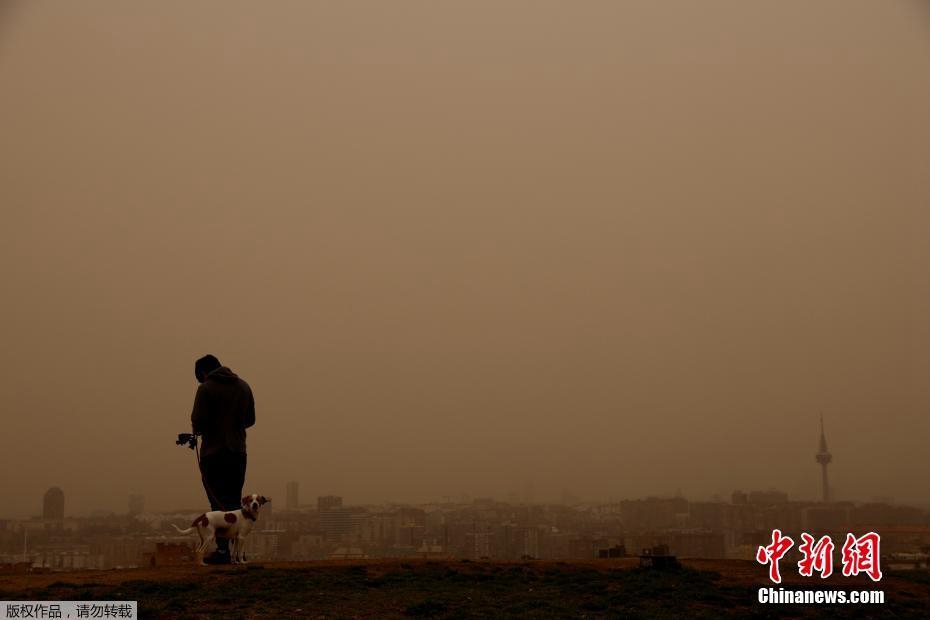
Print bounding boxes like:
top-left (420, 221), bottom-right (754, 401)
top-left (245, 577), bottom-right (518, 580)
top-left (815, 414), bottom-right (833, 502)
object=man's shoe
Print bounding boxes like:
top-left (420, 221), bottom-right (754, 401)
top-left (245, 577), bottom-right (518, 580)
top-left (203, 551), bottom-right (231, 565)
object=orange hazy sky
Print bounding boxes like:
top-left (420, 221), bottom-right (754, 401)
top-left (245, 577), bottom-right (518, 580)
top-left (0, 1), bottom-right (928, 517)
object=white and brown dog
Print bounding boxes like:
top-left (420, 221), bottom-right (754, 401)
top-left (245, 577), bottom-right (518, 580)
top-left (172, 494), bottom-right (270, 565)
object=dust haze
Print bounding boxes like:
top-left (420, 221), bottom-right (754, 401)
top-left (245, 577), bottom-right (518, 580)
top-left (0, 1), bottom-right (928, 517)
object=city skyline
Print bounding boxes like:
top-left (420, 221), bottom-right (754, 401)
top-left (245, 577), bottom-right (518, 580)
top-left (14, 420), bottom-right (927, 520)
top-left (5, 418), bottom-right (925, 573)
top-left (10, 415), bottom-right (921, 520)
top-left (4, 482), bottom-right (928, 571)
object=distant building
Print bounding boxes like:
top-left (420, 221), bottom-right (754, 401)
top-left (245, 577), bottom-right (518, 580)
top-left (43, 488), bottom-right (64, 520)
top-left (747, 490), bottom-right (789, 505)
top-left (320, 508), bottom-right (351, 541)
top-left (250, 529), bottom-right (286, 560)
top-left (852, 503), bottom-right (925, 527)
top-left (128, 495), bottom-right (144, 516)
top-left (397, 524), bottom-right (426, 548)
top-left (329, 546), bottom-right (367, 560)
top-left (568, 536), bottom-right (609, 559)
top-left (620, 497), bottom-right (689, 531)
top-left (347, 508), bottom-right (370, 540)
top-left (465, 531), bottom-right (492, 559)
top-left (286, 482), bottom-right (299, 510)
top-left (318, 495), bottom-right (343, 512)
top-left (262, 499), bottom-right (273, 523)
top-left (803, 504), bottom-right (850, 532)
top-left (417, 542), bottom-right (450, 559)
top-left (290, 533), bottom-right (326, 560)
top-left (598, 544), bottom-right (627, 559)
top-left (688, 502), bottom-right (726, 530)
top-left (671, 531), bottom-right (727, 559)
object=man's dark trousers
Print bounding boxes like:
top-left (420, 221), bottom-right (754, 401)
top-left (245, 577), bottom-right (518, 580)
top-left (200, 450), bottom-right (247, 554)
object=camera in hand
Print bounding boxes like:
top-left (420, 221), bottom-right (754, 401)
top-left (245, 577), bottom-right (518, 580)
top-left (176, 433), bottom-right (198, 449)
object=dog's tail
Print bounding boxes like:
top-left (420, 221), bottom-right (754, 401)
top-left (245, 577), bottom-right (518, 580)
top-left (171, 524), bottom-right (196, 535)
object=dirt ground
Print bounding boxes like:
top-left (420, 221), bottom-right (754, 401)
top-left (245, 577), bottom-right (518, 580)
top-left (0, 558), bottom-right (926, 618)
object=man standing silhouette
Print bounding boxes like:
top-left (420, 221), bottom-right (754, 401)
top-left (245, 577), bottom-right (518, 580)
top-left (191, 354), bottom-right (256, 564)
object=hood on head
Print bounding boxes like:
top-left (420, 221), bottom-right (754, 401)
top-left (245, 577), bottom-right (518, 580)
top-left (206, 366), bottom-right (240, 384)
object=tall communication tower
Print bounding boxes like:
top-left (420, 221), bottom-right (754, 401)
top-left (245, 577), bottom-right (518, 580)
top-left (815, 415), bottom-right (833, 503)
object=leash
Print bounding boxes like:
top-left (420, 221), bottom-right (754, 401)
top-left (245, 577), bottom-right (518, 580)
top-left (194, 438), bottom-right (229, 511)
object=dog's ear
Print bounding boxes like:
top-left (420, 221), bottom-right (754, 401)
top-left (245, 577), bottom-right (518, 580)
top-left (260, 496), bottom-right (270, 504)
top-left (242, 496), bottom-right (251, 506)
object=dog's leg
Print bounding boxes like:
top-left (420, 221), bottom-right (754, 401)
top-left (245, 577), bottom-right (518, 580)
top-left (196, 540), bottom-right (211, 565)
top-left (197, 533), bottom-right (215, 566)
top-left (230, 538), bottom-right (239, 564)
top-left (193, 530), bottom-right (207, 566)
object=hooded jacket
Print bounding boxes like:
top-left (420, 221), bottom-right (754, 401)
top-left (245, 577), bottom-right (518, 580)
top-left (191, 366), bottom-right (256, 457)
